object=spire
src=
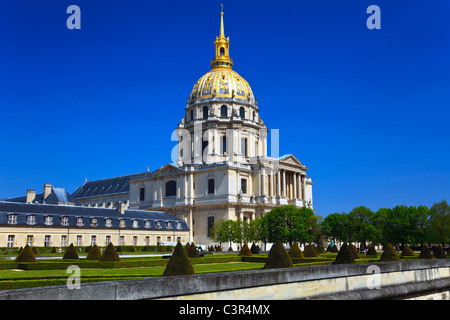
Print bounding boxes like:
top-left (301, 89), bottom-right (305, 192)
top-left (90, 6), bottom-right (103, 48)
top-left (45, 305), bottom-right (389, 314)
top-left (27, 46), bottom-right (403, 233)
top-left (219, 4), bottom-right (225, 38)
top-left (211, 5), bottom-right (233, 69)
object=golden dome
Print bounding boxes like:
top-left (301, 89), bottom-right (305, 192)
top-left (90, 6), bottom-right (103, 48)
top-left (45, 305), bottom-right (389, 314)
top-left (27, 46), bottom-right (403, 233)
top-left (188, 6), bottom-right (256, 107)
top-left (189, 68), bottom-right (256, 106)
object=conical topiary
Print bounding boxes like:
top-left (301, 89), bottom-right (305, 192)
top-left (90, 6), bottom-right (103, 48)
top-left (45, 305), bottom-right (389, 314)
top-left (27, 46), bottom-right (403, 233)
top-left (238, 243), bottom-right (253, 256)
top-left (187, 242), bottom-right (201, 258)
top-left (15, 244), bottom-right (36, 262)
top-left (86, 244), bottom-right (102, 260)
top-left (350, 244), bottom-right (360, 259)
top-left (400, 245), bottom-right (414, 257)
top-left (63, 243), bottom-right (79, 259)
top-left (317, 242), bottom-right (325, 254)
top-left (288, 242), bottom-right (304, 259)
top-left (227, 246), bottom-right (233, 252)
top-left (367, 244), bottom-right (378, 256)
top-left (380, 243), bottom-right (401, 261)
top-left (330, 245), bottom-right (339, 253)
top-left (303, 244), bottom-right (319, 257)
top-left (263, 241), bottom-right (293, 269)
top-left (433, 245), bottom-right (447, 259)
top-left (419, 245), bottom-right (434, 259)
top-left (163, 241), bottom-right (195, 276)
top-left (250, 243), bottom-right (260, 254)
top-left (100, 243), bottom-right (121, 262)
top-left (31, 247), bottom-right (39, 255)
top-left (333, 243), bottom-right (355, 264)
top-left (184, 242), bottom-right (191, 253)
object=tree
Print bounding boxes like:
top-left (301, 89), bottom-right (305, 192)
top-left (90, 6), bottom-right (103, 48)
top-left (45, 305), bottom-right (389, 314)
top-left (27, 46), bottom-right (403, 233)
top-left (210, 219), bottom-right (236, 247)
top-left (163, 241), bottom-right (195, 276)
top-left (429, 200), bottom-right (450, 247)
top-left (63, 243), bottom-right (79, 260)
top-left (347, 206), bottom-right (375, 247)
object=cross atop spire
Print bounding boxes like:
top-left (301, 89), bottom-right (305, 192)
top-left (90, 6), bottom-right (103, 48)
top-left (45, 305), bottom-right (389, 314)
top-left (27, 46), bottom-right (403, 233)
top-left (211, 5), bottom-right (233, 69)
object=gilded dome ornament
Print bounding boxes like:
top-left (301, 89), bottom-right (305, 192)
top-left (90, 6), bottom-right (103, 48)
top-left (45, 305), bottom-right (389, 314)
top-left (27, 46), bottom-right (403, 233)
top-left (187, 6), bottom-right (256, 107)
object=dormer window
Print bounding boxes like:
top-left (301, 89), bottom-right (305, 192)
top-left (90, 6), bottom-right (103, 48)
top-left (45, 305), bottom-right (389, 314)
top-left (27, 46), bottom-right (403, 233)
top-left (90, 218), bottom-right (98, 227)
top-left (61, 216), bottom-right (69, 226)
top-left (144, 220), bottom-right (151, 229)
top-left (7, 214), bottom-right (17, 225)
top-left (45, 216), bottom-right (53, 226)
top-left (27, 215), bottom-right (36, 225)
top-left (132, 220), bottom-right (139, 228)
top-left (155, 221), bottom-right (162, 229)
top-left (166, 221), bottom-right (172, 229)
top-left (176, 222), bottom-right (182, 230)
top-left (105, 218), bottom-right (112, 227)
top-left (76, 217), bottom-right (84, 227)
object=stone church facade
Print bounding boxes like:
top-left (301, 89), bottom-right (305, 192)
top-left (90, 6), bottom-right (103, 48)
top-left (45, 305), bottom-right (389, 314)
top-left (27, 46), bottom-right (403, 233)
top-left (72, 9), bottom-right (313, 248)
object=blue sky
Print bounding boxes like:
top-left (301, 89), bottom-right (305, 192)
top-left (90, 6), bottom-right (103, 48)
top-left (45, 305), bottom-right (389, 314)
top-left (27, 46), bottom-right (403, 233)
top-left (0, 0), bottom-right (449, 217)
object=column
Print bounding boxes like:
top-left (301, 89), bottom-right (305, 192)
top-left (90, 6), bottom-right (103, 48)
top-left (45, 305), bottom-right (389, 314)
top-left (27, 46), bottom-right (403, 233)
top-left (277, 171), bottom-right (281, 197)
top-left (293, 173), bottom-right (297, 200)
top-left (282, 170), bottom-right (286, 198)
top-left (261, 171), bottom-right (266, 195)
top-left (271, 173), bottom-right (275, 197)
top-left (302, 175), bottom-right (306, 201)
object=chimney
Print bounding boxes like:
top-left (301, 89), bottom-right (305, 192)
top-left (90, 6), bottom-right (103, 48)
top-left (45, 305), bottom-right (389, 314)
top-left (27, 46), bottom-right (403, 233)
top-left (43, 183), bottom-right (52, 200)
top-left (26, 190), bottom-right (36, 203)
top-left (117, 202), bottom-right (126, 214)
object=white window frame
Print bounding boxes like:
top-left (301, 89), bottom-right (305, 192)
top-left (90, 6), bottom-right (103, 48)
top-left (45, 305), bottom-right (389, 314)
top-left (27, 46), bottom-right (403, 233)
top-left (45, 216), bottom-right (53, 226)
top-left (7, 235), bottom-right (15, 247)
top-left (61, 235), bottom-right (67, 247)
top-left (27, 215), bottom-right (36, 225)
top-left (7, 214), bottom-right (17, 225)
top-left (61, 216), bottom-right (69, 227)
top-left (76, 217), bottom-right (84, 227)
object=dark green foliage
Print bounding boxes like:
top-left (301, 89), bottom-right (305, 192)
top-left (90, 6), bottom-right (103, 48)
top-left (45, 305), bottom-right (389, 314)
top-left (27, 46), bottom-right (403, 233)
top-left (85, 246), bottom-right (91, 253)
top-left (400, 245), bottom-right (414, 257)
top-left (100, 243), bottom-right (121, 262)
top-left (157, 245), bottom-right (165, 252)
top-left (419, 245), bottom-right (434, 259)
top-left (303, 244), bottom-right (319, 257)
top-left (367, 244), bottom-right (378, 256)
top-left (216, 245), bottom-right (222, 252)
top-left (250, 243), bottom-right (260, 254)
top-left (288, 242), bottom-right (304, 259)
top-left (63, 243), bottom-right (79, 260)
top-left (317, 243), bottom-right (325, 253)
top-left (116, 246), bottom-right (123, 252)
top-left (238, 243), bottom-right (253, 256)
top-left (332, 243), bottom-right (355, 264)
top-left (163, 241), bottom-right (195, 276)
top-left (227, 246), bottom-right (233, 252)
top-left (86, 244), bottom-right (102, 260)
top-left (15, 245), bottom-right (36, 263)
top-left (31, 247), bottom-right (39, 254)
top-left (184, 242), bottom-right (191, 253)
top-left (263, 241), bottom-right (293, 269)
top-left (380, 243), bottom-right (401, 261)
top-left (187, 242), bottom-right (201, 258)
top-left (350, 244), bottom-right (360, 259)
top-left (51, 247), bottom-right (58, 253)
top-left (433, 245), bottom-right (447, 259)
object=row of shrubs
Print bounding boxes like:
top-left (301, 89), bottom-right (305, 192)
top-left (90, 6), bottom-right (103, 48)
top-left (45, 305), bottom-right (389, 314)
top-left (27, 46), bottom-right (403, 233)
top-left (8, 245), bottom-right (174, 256)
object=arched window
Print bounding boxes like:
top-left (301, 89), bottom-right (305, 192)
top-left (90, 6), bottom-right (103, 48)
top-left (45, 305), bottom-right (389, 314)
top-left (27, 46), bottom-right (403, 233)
top-left (220, 105), bottom-right (228, 118)
top-left (220, 47), bottom-right (225, 56)
top-left (202, 106), bottom-right (208, 119)
top-left (252, 111), bottom-right (256, 121)
top-left (239, 107), bottom-right (245, 119)
top-left (165, 180), bottom-right (177, 197)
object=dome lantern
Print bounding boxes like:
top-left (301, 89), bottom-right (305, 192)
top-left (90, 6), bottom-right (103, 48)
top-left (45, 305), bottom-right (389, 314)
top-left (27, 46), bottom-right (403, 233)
top-left (211, 5), bottom-right (233, 70)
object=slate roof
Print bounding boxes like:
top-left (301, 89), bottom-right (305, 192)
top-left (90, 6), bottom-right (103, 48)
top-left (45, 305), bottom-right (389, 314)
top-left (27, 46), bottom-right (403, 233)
top-left (0, 201), bottom-right (189, 231)
top-left (3, 187), bottom-right (81, 206)
top-left (72, 172), bottom-right (150, 199)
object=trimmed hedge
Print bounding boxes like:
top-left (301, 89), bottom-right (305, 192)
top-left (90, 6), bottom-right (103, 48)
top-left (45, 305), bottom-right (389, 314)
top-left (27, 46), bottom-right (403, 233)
top-left (419, 245), bottom-right (434, 259)
top-left (303, 244), bottom-right (319, 257)
top-left (400, 245), bottom-right (414, 257)
top-left (263, 241), bottom-right (293, 269)
top-left (238, 243), bottom-right (253, 257)
top-left (333, 243), bottom-right (355, 265)
top-left (380, 243), bottom-right (401, 261)
top-left (15, 245), bottom-right (36, 263)
top-left (433, 245), bottom-right (447, 259)
top-left (100, 243), bottom-right (120, 262)
top-left (288, 242), bottom-right (304, 259)
top-left (63, 244), bottom-right (79, 260)
top-left (163, 241), bottom-right (195, 276)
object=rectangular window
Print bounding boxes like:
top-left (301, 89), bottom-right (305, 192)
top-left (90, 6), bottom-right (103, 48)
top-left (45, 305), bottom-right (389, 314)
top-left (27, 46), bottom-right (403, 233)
top-left (44, 235), bottom-right (51, 247)
top-left (61, 216), bottom-right (69, 226)
top-left (27, 215), bottom-right (36, 225)
top-left (106, 218), bottom-right (112, 227)
top-left (91, 235), bottom-right (96, 246)
top-left (166, 221), bottom-right (172, 229)
top-left (106, 235), bottom-right (111, 246)
top-left (133, 236), bottom-right (137, 246)
top-left (91, 218), bottom-right (98, 227)
top-left (7, 235), bottom-right (15, 247)
top-left (155, 221), bottom-right (162, 229)
top-left (119, 236), bottom-right (125, 246)
top-left (26, 235), bottom-right (34, 246)
top-left (221, 136), bottom-right (227, 155)
top-left (139, 187), bottom-right (145, 202)
top-left (241, 137), bottom-right (248, 156)
top-left (208, 179), bottom-right (215, 194)
top-left (145, 236), bottom-right (150, 246)
top-left (167, 236), bottom-right (171, 242)
top-left (241, 179), bottom-right (247, 194)
top-left (76, 217), bottom-right (84, 227)
top-left (176, 222), bottom-right (182, 230)
top-left (156, 236), bottom-right (161, 245)
top-left (61, 235), bottom-right (67, 247)
top-left (45, 216), bottom-right (53, 226)
top-left (132, 220), bottom-right (138, 228)
top-left (207, 216), bottom-right (215, 238)
top-left (7, 214), bottom-right (17, 225)
top-left (144, 220), bottom-right (151, 229)
top-left (119, 219), bottom-right (125, 228)
top-left (76, 235), bottom-right (82, 246)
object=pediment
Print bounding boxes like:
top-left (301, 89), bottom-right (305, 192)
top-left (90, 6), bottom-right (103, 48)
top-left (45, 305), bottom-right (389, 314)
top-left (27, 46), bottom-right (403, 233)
top-left (280, 154), bottom-right (305, 167)
top-left (153, 164), bottom-right (184, 177)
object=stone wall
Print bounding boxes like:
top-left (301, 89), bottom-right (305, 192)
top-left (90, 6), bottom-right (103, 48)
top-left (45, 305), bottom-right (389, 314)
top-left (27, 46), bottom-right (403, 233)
top-left (0, 259), bottom-right (449, 300)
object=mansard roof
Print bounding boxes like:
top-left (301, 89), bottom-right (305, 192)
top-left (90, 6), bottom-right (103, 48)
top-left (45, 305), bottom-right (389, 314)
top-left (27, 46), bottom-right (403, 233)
top-left (72, 172), bottom-right (150, 199)
top-left (0, 201), bottom-right (189, 231)
top-left (4, 187), bottom-right (81, 206)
